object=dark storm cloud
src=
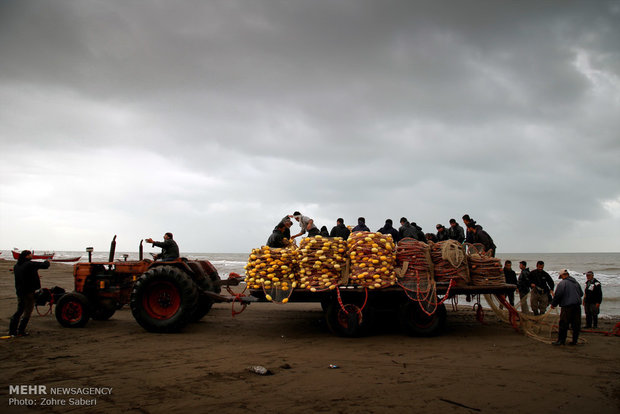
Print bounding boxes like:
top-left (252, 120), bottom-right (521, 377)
top-left (1, 0), bottom-right (619, 252)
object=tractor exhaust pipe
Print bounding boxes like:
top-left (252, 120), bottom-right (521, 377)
top-left (109, 235), bottom-right (117, 262)
top-left (139, 239), bottom-right (143, 261)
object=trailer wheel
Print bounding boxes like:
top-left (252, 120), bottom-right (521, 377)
top-left (130, 266), bottom-right (198, 333)
top-left (399, 302), bottom-right (446, 337)
top-left (325, 300), bottom-right (368, 337)
top-left (55, 293), bottom-right (91, 328)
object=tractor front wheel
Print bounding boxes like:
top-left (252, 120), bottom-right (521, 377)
top-left (55, 293), bottom-right (91, 328)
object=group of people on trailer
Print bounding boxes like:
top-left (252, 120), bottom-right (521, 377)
top-left (268, 212), bottom-right (496, 256)
top-left (502, 259), bottom-right (603, 346)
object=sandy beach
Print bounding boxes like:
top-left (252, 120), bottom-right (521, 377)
top-left (0, 260), bottom-right (618, 414)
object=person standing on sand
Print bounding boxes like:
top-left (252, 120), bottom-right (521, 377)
top-left (529, 260), bottom-right (554, 315)
top-left (290, 211), bottom-right (319, 238)
top-left (9, 250), bottom-right (50, 337)
top-left (145, 232), bottom-right (179, 261)
top-left (551, 269), bottom-right (583, 346)
top-left (583, 270), bottom-right (603, 329)
top-left (503, 260), bottom-right (518, 306)
top-left (517, 261), bottom-right (531, 314)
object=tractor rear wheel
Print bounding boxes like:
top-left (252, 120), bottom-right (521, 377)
top-left (130, 266), bottom-right (198, 333)
top-left (55, 292), bottom-right (91, 328)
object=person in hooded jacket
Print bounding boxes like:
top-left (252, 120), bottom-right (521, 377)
top-left (551, 269), bottom-right (583, 346)
top-left (398, 218), bottom-right (418, 240)
top-left (466, 222), bottom-right (496, 256)
top-left (330, 218), bottom-right (351, 240)
top-left (410, 222), bottom-right (427, 242)
top-left (319, 226), bottom-right (330, 237)
top-left (377, 219), bottom-right (400, 243)
top-left (352, 217), bottom-right (370, 232)
top-left (9, 250), bottom-right (50, 336)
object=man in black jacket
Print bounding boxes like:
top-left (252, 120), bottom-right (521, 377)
top-left (447, 218), bottom-right (465, 243)
top-left (146, 232), bottom-right (180, 261)
top-left (352, 217), bottom-right (370, 232)
top-left (583, 271), bottom-right (603, 329)
top-left (503, 260), bottom-right (518, 306)
top-left (330, 218), bottom-right (351, 240)
top-left (267, 222), bottom-right (287, 248)
top-left (9, 250), bottom-right (50, 336)
top-left (377, 219), bottom-right (400, 243)
top-left (529, 260), bottom-right (554, 315)
top-left (518, 261), bottom-right (531, 314)
top-left (466, 222), bottom-right (496, 256)
top-left (436, 224), bottom-right (450, 242)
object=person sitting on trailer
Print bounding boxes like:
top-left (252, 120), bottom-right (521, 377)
top-left (330, 218), bottom-right (351, 239)
top-left (145, 232), bottom-right (179, 261)
top-left (436, 224), bottom-right (450, 241)
top-left (462, 214), bottom-right (482, 243)
top-left (352, 217), bottom-right (370, 232)
top-left (267, 222), bottom-right (287, 248)
top-left (447, 218), bottom-right (465, 243)
top-left (290, 211), bottom-right (320, 238)
top-left (275, 216), bottom-right (294, 240)
top-left (319, 226), bottom-right (330, 237)
top-left (466, 222), bottom-right (496, 256)
top-left (377, 219), bottom-right (400, 242)
top-left (425, 233), bottom-right (438, 243)
top-left (399, 217), bottom-right (418, 240)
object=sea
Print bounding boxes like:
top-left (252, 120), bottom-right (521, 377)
top-left (3, 250), bottom-right (618, 318)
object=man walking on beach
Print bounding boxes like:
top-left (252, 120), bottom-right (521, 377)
top-left (9, 250), bottom-right (50, 337)
top-left (503, 260), bottom-right (517, 306)
top-left (551, 269), bottom-right (583, 346)
top-left (146, 232), bottom-right (179, 261)
top-left (529, 261), bottom-right (554, 315)
top-left (583, 270), bottom-right (603, 329)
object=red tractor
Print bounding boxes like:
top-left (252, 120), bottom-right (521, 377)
top-left (55, 236), bottom-right (231, 333)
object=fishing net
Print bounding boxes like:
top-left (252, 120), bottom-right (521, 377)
top-left (244, 244), bottom-right (299, 303)
top-left (347, 232), bottom-right (397, 289)
top-left (430, 240), bottom-right (469, 284)
top-left (468, 254), bottom-right (504, 286)
top-left (395, 239), bottom-right (434, 299)
top-left (298, 235), bottom-right (347, 291)
top-left (484, 293), bottom-right (563, 344)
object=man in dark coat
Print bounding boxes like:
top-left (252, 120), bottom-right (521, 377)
top-left (330, 218), bottom-right (351, 240)
top-left (551, 269), bottom-right (583, 346)
top-left (529, 260), bottom-right (555, 315)
top-left (518, 261), bottom-right (531, 313)
top-left (146, 232), bottom-right (180, 261)
top-left (267, 222), bottom-right (287, 248)
top-left (436, 224), bottom-right (450, 242)
top-left (447, 218), bottom-right (465, 243)
top-left (275, 216), bottom-right (293, 240)
top-left (9, 250), bottom-right (50, 336)
top-left (583, 270), bottom-right (603, 329)
top-left (503, 260), bottom-right (518, 306)
top-left (398, 217), bottom-right (418, 240)
top-left (352, 217), bottom-right (370, 232)
top-left (466, 222), bottom-right (496, 256)
top-left (377, 219), bottom-right (400, 243)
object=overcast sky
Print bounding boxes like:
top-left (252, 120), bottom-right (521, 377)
top-left (1, 0), bottom-right (619, 254)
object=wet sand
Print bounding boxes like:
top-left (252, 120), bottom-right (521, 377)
top-left (0, 260), bottom-right (618, 414)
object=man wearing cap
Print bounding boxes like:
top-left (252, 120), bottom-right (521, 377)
top-left (551, 269), bottom-right (583, 345)
top-left (583, 271), bottom-right (603, 329)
